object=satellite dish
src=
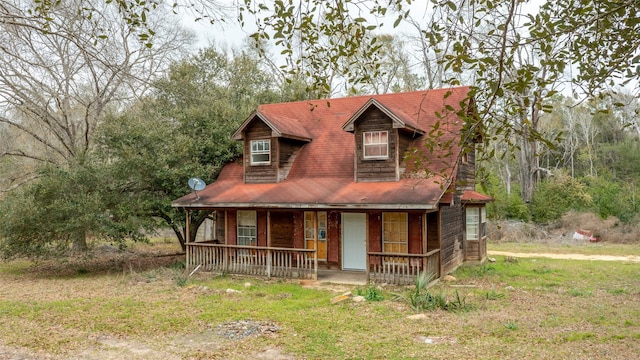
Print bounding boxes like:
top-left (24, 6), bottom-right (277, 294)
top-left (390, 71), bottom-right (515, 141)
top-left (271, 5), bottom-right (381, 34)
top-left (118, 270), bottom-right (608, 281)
top-left (188, 177), bottom-right (206, 200)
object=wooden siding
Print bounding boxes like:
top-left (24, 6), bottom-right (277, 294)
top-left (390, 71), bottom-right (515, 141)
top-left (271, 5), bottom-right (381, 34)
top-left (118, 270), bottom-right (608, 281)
top-left (368, 212), bottom-right (382, 253)
top-left (408, 212), bottom-right (422, 254)
top-left (368, 212), bottom-right (382, 266)
top-left (292, 210), bottom-right (305, 249)
top-left (215, 210), bottom-right (225, 242)
top-left (439, 201), bottom-right (464, 275)
top-left (457, 143), bottom-right (477, 191)
top-left (426, 211), bottom-right (439, 252)
top-left (257, 210), bottom-right (268, 247)
top-left (244, 121), bottom-right (277, 183)
top-left (465, 240), bottom-right (480, 260)
top-left (226, 210), bottom-right (237, 245)
top-left (398, 130), bottom-right (419, 177)
top-left (354, 108), bottom-right (397, 182)
top-left (278, 138), bottom-right (305, 182)
top-left (270, 211), bottom-right (294, 248)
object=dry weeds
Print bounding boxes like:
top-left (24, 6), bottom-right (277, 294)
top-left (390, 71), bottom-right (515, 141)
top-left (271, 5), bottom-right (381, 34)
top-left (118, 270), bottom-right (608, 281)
top-left (0, 238), bottom-right (639, 359)
top-left (488, 211), bottom-right (640, 244)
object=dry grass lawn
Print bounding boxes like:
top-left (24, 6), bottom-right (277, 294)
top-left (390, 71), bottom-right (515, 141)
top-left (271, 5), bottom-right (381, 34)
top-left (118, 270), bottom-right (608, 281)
top-left (0, 239), bottom-right (639, 359)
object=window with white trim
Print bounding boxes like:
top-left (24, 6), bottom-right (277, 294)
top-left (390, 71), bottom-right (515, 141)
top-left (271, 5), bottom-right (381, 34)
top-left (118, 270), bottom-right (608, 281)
top-left (250, 139), bottom-right (270, 165)
top-left (383, 212), bottom-right (408, 253)
top-left (481, 206), bottom-right (487, 237)
top-left (466, 207), bottom-right (479, 240)
top-left (237, 210), bottom-right (257, 246)
top-left (466, 206), bottom-right (487, 240)
top-left (363, 131), bottom-right (389, 159)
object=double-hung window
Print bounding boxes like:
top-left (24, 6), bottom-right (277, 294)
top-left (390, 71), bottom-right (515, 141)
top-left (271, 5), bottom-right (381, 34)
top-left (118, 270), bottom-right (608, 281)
top-left (466, 206), bottom-right (487, 240)
top-left (250, 139), bottom-right (270, 165)
top-left (237, 210), bottom-right (257, 247)
top-left (363, 131), bottom-right (388, 159)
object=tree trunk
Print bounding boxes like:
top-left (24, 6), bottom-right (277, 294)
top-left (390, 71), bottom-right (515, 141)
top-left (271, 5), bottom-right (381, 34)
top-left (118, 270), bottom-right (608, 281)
top-left (71, 229), bottom-right (88, 252)
top-left (518, 128), bottom-right (538, 203)
top-left (171, 225), bottom-right (186, 252)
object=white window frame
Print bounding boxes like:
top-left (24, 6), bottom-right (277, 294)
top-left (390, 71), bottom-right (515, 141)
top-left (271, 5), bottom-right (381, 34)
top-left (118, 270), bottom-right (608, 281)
top-left (363, 131), bottom-right (389, 159)
top-left (250, 139), bottom-right (271, 165)
top-left (466, 207), bottom-right (479, 240)
top-left (237, 210), bottom-right (257, 247)
top-left (481, 206), bottom-right (487, 238)
top-left (466, 207), bottom-right (484, 241)
top-left (382, 212), bottom-right (408, 254)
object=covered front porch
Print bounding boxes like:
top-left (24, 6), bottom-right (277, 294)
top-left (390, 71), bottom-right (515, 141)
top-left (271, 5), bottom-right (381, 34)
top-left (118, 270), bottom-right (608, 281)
top-left (186, 242), bottom-right (441, 285)
top-left (183, 207), bottom-right (443, 285)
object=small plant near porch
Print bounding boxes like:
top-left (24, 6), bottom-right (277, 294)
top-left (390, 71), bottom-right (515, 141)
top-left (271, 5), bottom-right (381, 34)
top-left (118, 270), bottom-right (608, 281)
top-left (394, 271), bottom-right (475, 312)
top-left (354, 285), bottom-right (385, 301)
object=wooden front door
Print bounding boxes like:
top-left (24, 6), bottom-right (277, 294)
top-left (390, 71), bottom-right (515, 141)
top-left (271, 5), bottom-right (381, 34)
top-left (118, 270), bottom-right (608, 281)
top-left (342, 213), bottom-right (367, 270)
top-left (305, 211), bottom-right (327, 261)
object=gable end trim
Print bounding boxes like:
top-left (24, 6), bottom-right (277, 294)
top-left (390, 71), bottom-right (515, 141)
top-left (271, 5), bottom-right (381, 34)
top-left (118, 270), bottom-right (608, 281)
top-left (342, 98), bottom-right (425, 135)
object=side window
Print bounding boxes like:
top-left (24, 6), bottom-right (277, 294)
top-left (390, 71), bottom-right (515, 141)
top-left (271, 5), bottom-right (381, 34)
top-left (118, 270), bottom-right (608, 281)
top-left (250, 139), bottom-right (270, 165)
top-left (481, 206), bottom-right (487, 238)
top-left (465, 207), bottom-right (479, 241)
top-left (363, 131), bottom-right (388, 159)
top-left (237, 210), bottom-right (257, 246)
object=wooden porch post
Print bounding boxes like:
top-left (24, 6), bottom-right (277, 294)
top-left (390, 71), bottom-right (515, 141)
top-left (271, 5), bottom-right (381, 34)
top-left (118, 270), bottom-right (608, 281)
top-left (314, 231), bottom-right (318, 280)
top-left (185, 209), bottom-right (191, 271)
top-left (365, 213), bottom-right (370, 282)
top-left (437, 210), bottom-right (442, 278)
top-left (266, 211), bottom-right (272, 278)
top-left (422, 212), bottom-right (427, 274)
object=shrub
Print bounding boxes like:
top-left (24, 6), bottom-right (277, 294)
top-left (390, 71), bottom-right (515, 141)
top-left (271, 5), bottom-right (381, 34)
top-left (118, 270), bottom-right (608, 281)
top-left (355, 285), bottom-right (384, 301)
top-left (530, 174), bottom-right (591, 223)
top-left (482, 173), bottom-right (530, 221)
top-left (583, 176), bottom-right (637, 223)
top-left (393, 272), bottom-right (474, 312)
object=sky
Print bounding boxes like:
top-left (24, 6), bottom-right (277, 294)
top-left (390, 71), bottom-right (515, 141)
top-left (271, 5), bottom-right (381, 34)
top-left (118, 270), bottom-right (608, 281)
top-left (179, 1), bottom-right (636, 97)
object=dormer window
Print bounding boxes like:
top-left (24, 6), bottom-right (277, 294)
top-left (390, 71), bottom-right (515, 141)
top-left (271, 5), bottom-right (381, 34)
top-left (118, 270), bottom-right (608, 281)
top-left (363, 131), bottom-right (388, 159)
top-left (250, 139), bottom-right (271, 165)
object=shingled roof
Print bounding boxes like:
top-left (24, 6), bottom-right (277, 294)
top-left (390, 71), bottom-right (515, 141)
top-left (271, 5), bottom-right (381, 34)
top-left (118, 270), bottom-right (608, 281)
top-left (173, 86), bottom-right (474, 209)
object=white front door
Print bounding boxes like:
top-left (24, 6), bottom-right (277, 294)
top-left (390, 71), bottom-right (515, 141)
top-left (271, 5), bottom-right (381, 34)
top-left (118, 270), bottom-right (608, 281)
top-left (342, 213), bottom-right (367, 270)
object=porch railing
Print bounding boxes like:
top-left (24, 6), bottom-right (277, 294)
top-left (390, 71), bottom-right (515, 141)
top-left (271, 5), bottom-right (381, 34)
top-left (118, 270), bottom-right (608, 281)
top-left (186, 243), bottom-right (317, 280)
top-left (367, 249), bottom-right (441, 285)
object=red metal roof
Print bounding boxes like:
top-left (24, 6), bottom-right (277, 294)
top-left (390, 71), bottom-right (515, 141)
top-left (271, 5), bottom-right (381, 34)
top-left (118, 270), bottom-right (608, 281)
top-left (174, 87), bottom-right (473, 209)
top-left (461, 190), bottom-right (493, 203)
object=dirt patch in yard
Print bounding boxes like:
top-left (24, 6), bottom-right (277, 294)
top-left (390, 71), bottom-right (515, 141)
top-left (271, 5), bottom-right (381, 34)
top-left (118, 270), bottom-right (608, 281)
top-left (488, 250), bottom-right (640, 262)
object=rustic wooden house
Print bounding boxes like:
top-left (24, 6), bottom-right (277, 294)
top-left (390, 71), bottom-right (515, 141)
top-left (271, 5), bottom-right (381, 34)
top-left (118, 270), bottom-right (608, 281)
top-left (172, 87), bottom-right (491, 284)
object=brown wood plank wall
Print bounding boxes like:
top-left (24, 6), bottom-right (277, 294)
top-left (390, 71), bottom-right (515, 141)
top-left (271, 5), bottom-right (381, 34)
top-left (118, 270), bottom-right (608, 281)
top-left (244, 121), bottom-right (277, 183)
top-left (368, 212), bottom-right (382, 253)
top-left (270, 211), bottom-right (294, 248)
top-left (426, 212), bottom-right (439, 252)
top-left (354, 108), bottom-right (397, 182)
top-left (292, 210), bottom-right (305, 249)
top-left (215, 210), bottom-right (225, 243)
top-left (327, 211), bottom-right (341, 265)
top-left (408, 212), bottom-right (422, 254)
top-left (439, 202), bottom-right (464, 274)
top-left (226, 210), bottom-right (237, 245)
top-left (257, 210), bottom-right (268, 247)
top-left (457, 143), bottom-right (477, 191)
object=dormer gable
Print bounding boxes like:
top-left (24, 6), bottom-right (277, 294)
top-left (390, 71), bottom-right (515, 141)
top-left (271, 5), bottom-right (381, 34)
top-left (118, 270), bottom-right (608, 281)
top-left (233, 111), bottom-right (311, 184)
top-left (342, 98), bottom-right (424, 182)
top-left (342, 98), bottom-right (425, 135)
top-left (233, 111), bottom-right (312, 142)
